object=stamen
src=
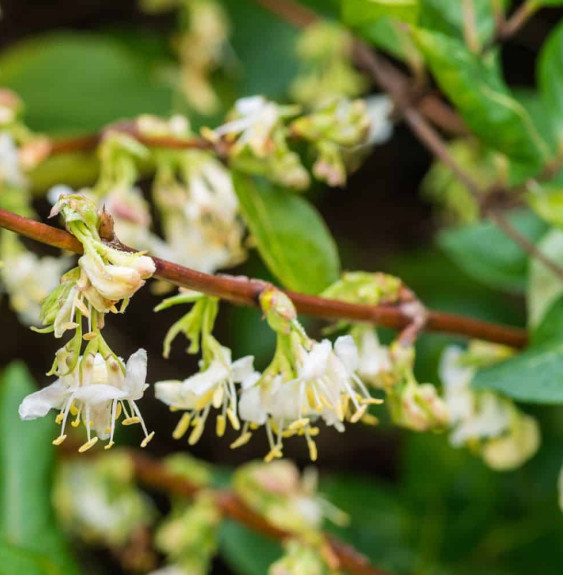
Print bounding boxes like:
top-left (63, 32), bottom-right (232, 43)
top-left (55, 412), bottom-right (64, 424)
top-left (188, 417), bottom-right (205, 445)
top-left (289, 418), bottom-right (310, 430)
top-left (306, 432), bottom-right (318, 462)
top-left (83, 331), bottom-right (97, 341)
top-left (350, 404), bottom-right (367, 423)
top-left (216, 414), bottom-right (226, 437)
top-left (226, 407), bottom-right (240, 431)
top-left (52, 434), bottom-right (67, 446)
top-left (104, 441), bottom-right (115, 450)
top-left (172, 413), bottom-right (192, 440)
top-left (122, 416), bottom-right (141, 426)
top-left (78, 436), bottom-right (99, 453)
top-left (141, 431), bottom-right (155, 448)
top-left (361, 413), bottom-right (379, 426)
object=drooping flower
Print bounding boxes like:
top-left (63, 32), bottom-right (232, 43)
top-left (212, 96), bottom-right (310, 189)
top-left (439, 345), bottom-right (540, 470)
top-left (155, 347), bottom-right (253, 445)
top-left (19, 348), bottom-right (153, 451)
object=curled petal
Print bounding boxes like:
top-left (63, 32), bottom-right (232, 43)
top-left (18, 381), bottom-right (69, 420)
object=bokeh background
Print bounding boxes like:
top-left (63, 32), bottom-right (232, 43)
top-left (1, 1), bottom-right (563, 574)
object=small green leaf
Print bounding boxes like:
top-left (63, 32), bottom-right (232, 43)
top-left (0, 363), bottom-right (79, 575)
top-left (539, 20), bottom-right (563, 141)
top-left (233, 173), bottom-right (340, 294)
top-left (438, 209), bottom-right (547, 293)
top-left (527, 228), bottom-right (563, 327)
top-left (413, 29), bottom-right (550, 166)
top-left (342, 0), bottom-right (419, 26)
top-left (419, 0), bottom-right (496, 47)
top-left (527, 185), bottom-right (563, 230)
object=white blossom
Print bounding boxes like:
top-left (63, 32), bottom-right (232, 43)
top-left (19, 349), bottom-right (153, 451)
top-left (364, 95), bottom-right (393, 146)
top-left (0, 132), bottom-right (25, 187)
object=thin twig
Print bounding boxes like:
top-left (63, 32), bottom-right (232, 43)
top-left (131, 451), bottom-right (403, 575)
top-left (496, 0), bottom-right (537, 42)
top-left (0, 207), bottom-right (528, 348)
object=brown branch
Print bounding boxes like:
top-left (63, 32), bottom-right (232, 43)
top-left (0, 207), bottom-right (528, 348)
top-left (495, 1), bottom-right (537, 43)
top-left (131, 451), bottom-right (393, 575)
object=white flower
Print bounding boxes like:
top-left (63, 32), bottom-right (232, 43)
top-left (0, 132), bottom-right (25, 187)
top-left (19, 349), bottom-right (153, 451)
top-left (155, 348), bottom-right (254, 445)
top-left (1, 250), bottom-right (70, 325)
top-left (356, 328), bottom-right (392, 387)
top-left (364, 95), bottom-right (393, 146)
top-left (439, 346), bottom-right (475, 424)
top-left (236, 336), bottom-right (381, 461)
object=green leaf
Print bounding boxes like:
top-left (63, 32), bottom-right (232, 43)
top-left (220, 521), bottom-right (281, 575)
top-left (0, 363), bottom-right (79, 575)
top-left (0, 32), bottom-right (174, 134)
top-left (413, 29), bottom-right (550, 166)
top-left (438, 209), bottom-right (547, 293)
top-left (232, 173), bottom-right (340, 294)
top-left (539, 19), bottom-right (563, 141)
top-left (419, 0), bottom-right (496, 47)
top-left (321, 474), bottom-right (413, 572)
top-left (355, 16), bottom-right (423, 65)
top-left (527, 185), bottom-right (563, 230)
top-left (527, 228), bottom-right (563, 327)
top-left (342, 0), bottom-right (419, 26)
top-left (223, 0), bottom-right (299, 99)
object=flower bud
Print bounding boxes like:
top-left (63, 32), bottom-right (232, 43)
top-left (259, 287), bottom-right (298, 334)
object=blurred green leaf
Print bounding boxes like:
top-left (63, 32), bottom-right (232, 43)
top-left (354, 16), bottom-right (423, 65)
top-left (419, 0), bottom-right (496, 46)
top-left (233, 173), bottom-right (340, 294)
top-left (220, 521), bottom-right (281, 575)
top-left (527, 185), bottom-right (563, 230)
top-left (223, 0), bottom-right (299, 99)
top-left (527, 228), bottom-right (563, 327)
top-left (342, 0), bottom-right (420, 26)
top-left (539, 20), bottom-right (563, 141)
top-left (321, 474), bottom-right (413, 573)
top-left (0, 363), bottom-right (79, 575)
top-left (413, 29), bottom-right (550, 166)
top-left (438, 209), bottom-right (546, 293)
top-left (0, 32), bottom-right (174, 134)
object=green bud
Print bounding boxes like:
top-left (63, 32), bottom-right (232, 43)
top-left (259, 287), bottom-right (297, 334)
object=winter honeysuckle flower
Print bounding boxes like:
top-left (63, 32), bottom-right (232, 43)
top-left (0, 246), bottom-right (70, 325)
top-left (153, 151), bottom-right (245, 274)
top-left (155, 347), bottom-right (254, 445)
top-left (0, 132), bottom-right (25, 188)
top-left (54, 453), bottom-right (155, 547)
top-left (236, 333), bottom-right (382, 462)
top-left (364, 95), bottom-right (393, 146)
top-left (353, 326), bottom-right (392, 388)
top-left (211, 96), bottom-right (310, 189)
top-left (270, 540), bottom-right (339, 575)
top-left (19, 348), bottom-right (154, 451)
top-left (439, 345), bottom-right (540, 470)
top-left (233, 460), bottom-right (347, 538)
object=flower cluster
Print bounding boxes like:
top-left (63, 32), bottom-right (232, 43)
top-left (233, 460), bottom-right (347, 538)
top-left (440, 344), bottom-right (540, 470)
top-left (155, 286), bottom-right (383, 462)
top-left (141, 0), bottom-right (231, 115)
top-left (290, 22), bottom-right (368, 108)
top-left (149, 118), bottom-right (246, 273)
top-left (54, 452), bottom-right (155, 547)
top-left (323, 272), bottom-right (449, 432)
top-left (211, 95), bottom-right (310, 190)
top-left (18, 194), bottom-right (155, 451)
top-left (291, 98), bottom-right (371, 187)
top-left (270, 540), bottom-right (342, 575)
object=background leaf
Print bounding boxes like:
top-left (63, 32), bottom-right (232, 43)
top-left (0, 32), bottom-right (174, 134)
top-left (527, 228), bottom-right (563, 327)
top-left (539, 20), bottom-right (563, 141)
top-left (414, 29), bottom-right (550, 167)
top-left (0, 363), bottom-right (79, 575)
top-left (438, 209), bottom-right (546, 293)
top-left (233, 173), bottom-right (340, 294)
top-left (342, 0), bottom-right (420, 26)
top-left (418, 0), bottom-right (496, 47)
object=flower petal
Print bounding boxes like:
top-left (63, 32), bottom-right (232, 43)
top-left (18, 381), bottom-right (69, 420)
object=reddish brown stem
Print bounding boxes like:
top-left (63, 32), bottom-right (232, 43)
top-left (0, 207), bottom-right (528, 348)
top-left (132, 451), bottom-right (393, 575)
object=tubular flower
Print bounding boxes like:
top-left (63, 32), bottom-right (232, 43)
top-left (155, 347), bottom-right (253, 445)
top-left (233, 289), bottom-right (383, 462)
top-left (211, 95), bottom-right (310, 189)
top-left (153, 150), bottom-right (245, 274)
top-left (439, 345), bottom-right (540, 470)
top-left (19, 349), bottom-right (154, 451)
